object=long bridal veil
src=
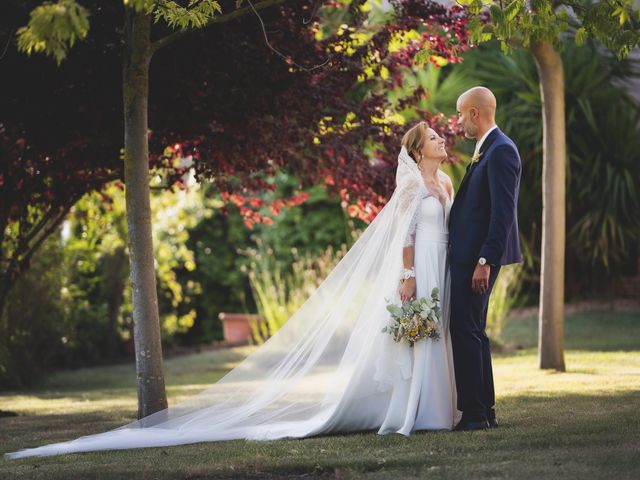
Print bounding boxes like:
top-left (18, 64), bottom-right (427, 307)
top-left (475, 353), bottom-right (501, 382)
top-left (6, 147), bottom-right (425, 460)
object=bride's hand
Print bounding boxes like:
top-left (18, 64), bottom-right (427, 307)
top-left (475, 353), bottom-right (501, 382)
top-left (399, 278), bottom-right (416, 303)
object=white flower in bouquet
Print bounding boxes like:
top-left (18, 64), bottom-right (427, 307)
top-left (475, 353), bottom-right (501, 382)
top-left (382, 288), bottom-right (441, 346)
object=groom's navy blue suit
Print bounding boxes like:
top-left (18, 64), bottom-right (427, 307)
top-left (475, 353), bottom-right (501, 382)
top-left (448, 127), bottom-right (522, 423)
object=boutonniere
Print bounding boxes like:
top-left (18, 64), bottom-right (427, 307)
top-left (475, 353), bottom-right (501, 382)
top-left (471, 151), bottom-right (483, 164)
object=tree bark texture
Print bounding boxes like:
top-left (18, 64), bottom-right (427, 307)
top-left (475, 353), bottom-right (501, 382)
top-left (531, 40), bottom-right (566, 372)
top-left (123, 9), bottom-right (168, 417)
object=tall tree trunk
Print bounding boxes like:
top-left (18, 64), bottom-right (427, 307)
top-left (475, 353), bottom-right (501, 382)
top-left (531, 41), bottom-right (566, 371)
top-left (123, 9), bottom-right (168, 417)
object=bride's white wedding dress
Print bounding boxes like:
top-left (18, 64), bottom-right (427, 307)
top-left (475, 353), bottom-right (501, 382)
top-left (6, 147), bottom-right (459, 460)
top-left (378, 172), bottom-right (457, 435)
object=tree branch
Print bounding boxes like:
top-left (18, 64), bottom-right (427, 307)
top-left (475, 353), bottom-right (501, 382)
top-left (150, 0), bottom-right (290, 54)
top-left (3, 204), bottom-right (59, 286)
top-left (13, 201), bottom-right (60, 253)
top-left (246, 0), bottom-right (329, 72)
top-left (0, 199), bottom-right (70, 325)
top-left (16, 198), bottom-right (77, 280)
top-left (302, 0), bottom-right (322, 24)
top-left (0, 30), bottom-right (14, 61)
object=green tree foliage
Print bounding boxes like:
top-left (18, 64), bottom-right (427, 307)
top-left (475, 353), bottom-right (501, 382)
top-left (0, 168), bottom-right (360, 386)
top-left (0, 176), bottom-right (208, 387)
top-left (177, 173), bottom-right (358, 344)
top-left (66, 178), bottom-right (206, 340)
top-left (0, 233), bottom-right (67, 388)
top-left (462, 0), bottom-right (639, 58)
top-left (16, 0), bottom-right (90, 64)
top-left (15, 0), bottom-right (239, 63)
top-left (177, 197), bottom-right (253, 344)
top-left (151, 0), bottom-right (223, 29)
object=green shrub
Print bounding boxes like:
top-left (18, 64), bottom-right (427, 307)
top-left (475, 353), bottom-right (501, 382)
top-left (243, 240), bottom-right (347, 342)
top-left (0, 234), bottom-right (67, 388)
top-left (487, 263), bottom-right (525, 339)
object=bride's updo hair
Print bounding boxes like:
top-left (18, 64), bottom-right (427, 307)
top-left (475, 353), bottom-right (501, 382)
top-left (401, 121), bottom-right (428, 163)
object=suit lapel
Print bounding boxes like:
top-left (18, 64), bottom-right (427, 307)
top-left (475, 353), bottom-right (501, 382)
top-left (455, 128), bottom-right (501, 199)
top-left (478, 127), bottom-right (500, 157)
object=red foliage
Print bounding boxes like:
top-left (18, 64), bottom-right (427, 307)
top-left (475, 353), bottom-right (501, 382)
top-left (149, 0), bottom-right (471, 223)
top-left (0, 0), bottom-right (471, 241)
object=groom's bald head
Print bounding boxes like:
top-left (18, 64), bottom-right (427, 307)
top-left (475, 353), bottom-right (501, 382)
top-left (456, 87), bottom-right (497, 139)
top-left (458, 87), bottom-right (497, 116)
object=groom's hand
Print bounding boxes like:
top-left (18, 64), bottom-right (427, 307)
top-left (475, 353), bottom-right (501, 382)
top-left (472, 264), bottom-right (491, 294)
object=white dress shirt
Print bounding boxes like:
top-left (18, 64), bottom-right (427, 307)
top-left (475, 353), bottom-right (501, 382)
top-left (473, 125), bottom-right (498, 158)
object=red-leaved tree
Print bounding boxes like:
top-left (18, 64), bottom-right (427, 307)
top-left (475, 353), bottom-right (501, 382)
top-left (1, 0), bottom-right (470, 308)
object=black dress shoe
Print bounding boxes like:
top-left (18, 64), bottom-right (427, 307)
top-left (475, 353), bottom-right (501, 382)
top-left (488, 418), bottom-right (498, 428)
top-left (453, 419), bottom-right (490, 432)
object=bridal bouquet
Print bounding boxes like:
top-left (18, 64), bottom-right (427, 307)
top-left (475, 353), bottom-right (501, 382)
top-left (382, 288), bottom-right (441, 346)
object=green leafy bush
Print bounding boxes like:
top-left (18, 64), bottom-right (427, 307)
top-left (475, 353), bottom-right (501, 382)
top-left (243, 240), bottom-right (348, 343)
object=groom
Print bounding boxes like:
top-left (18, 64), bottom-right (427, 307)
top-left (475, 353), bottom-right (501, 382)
top-left (448, 87), bottom-right (523, 431)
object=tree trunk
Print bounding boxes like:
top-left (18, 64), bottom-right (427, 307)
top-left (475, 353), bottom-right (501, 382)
top-left (123, 9), bottom-right (168, 417)
top-left (531, 41), bottom-right (566, 371)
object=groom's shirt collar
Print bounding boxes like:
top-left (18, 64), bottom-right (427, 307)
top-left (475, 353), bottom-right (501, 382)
top-left (474, 125), bottom-right (498, 157)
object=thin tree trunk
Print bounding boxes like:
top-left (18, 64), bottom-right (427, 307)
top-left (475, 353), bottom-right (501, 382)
top-left (123, 9), bottom-right (168, 417)
top-left (531, 40), bottom-right (566, 371)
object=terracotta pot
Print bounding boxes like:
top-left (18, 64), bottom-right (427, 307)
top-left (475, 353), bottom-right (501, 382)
top-left (218, 312), bottom-right (262, 345)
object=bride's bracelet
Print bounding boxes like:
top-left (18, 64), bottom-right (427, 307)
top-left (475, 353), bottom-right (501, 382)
top-left (402, 267), bottom-right (416, 281)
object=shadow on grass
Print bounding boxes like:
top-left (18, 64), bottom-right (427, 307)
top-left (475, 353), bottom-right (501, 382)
top-left (21, 370), bottom-right (230, 400)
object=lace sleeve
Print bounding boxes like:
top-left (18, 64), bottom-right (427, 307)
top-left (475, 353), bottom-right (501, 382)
top-left (396, 154), bottom-right (424, 247)
top-left (397, 178), bottom-right (420, 209)
top-left (403, 205), bottom-right (419, 247)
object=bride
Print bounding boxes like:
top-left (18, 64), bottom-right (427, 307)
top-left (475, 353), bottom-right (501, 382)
top-left (6, 121), bottom-right (460, 460)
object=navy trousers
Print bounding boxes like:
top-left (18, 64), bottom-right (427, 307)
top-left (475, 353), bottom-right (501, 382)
top-left (449, 263), bottom-right (501, 423)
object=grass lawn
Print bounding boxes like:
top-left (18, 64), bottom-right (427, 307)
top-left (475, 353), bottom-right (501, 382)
top-left (1, 312), bottom-right (639, 479)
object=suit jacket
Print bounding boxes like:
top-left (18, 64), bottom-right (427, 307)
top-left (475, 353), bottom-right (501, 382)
top-left (449, 127), bottom-right (523, 266)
